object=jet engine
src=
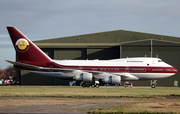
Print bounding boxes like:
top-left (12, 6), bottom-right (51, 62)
top-left (102, 75), bottom-right (121, 84)
top-left (73, 73), bottom-right (92, 82)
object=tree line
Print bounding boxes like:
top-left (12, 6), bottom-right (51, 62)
top-left (0, 66), bottom-right (16, 80)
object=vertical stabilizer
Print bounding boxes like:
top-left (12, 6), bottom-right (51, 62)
top-left (7, 27), bottom-right (51, 62)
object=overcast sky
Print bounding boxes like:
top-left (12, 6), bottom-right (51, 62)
top-left (0, 0), bottom-right (180, 69)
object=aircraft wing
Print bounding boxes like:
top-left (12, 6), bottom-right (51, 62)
top-left (6, 60), bottom-right (139, 80)
top-left (6, 60), bottom-right (107, 75)
top-left (5, 60), bottom-right (76, 72)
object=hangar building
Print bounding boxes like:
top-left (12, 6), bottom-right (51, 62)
top-left (16, 29), bottom-right (180, 86)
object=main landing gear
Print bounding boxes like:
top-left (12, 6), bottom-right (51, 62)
top-left (81, 81), bottom-right (100, 88)
top-left (151, 80), bottom-right (157, 88)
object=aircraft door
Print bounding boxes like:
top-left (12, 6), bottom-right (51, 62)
top-left (146, 64), bottom-right (150, 73)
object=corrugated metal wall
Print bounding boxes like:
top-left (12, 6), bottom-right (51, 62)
top-left (54, 48), bottom-right (86, 60)
top-left (87, 47), bottom-right (120, 60)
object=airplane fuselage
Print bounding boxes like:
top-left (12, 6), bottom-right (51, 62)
top-left (27, 57), bottom-right (177, 81)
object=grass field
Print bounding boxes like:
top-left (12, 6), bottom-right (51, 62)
top-left (0, 86), bottom-right (180, 97)
top-left (0, 86), bottom-right (180, 114)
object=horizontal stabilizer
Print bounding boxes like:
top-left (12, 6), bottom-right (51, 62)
top-left (5, 60), bottom-right (76, 72)
top-left (6, 60), bottom-right (43, 70)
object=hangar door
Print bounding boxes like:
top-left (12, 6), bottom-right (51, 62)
top-left (87, 47), bottom-right (120, 60)
top-left (122, 40), bottom-right (151, 58)
top-left (54, 48), bottom-right (86, 60)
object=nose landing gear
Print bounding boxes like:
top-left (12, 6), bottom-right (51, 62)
top-left (151, 80), bottom-right (157, 88)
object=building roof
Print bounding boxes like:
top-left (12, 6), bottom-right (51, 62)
top-left (33, 29), bottom-right (180, 48)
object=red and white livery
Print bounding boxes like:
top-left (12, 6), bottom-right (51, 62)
top-left (6, 27), bottom-right (177, 88)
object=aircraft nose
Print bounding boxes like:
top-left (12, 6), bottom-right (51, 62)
top-left (173, 67), bottom-right (178, 73)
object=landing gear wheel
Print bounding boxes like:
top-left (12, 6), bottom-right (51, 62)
top-left (86, 85), bottom-right (90, 88)
top-left (91, 85), bottom-right (95, 88)
top-left (151, 80), bottom-right (157, 88)
top-left (151, 84), bottom-right (156, 88)
top-left (82, 84), bottom-right (86, 88)
top-left (95, 85), bottom-right (99, 88)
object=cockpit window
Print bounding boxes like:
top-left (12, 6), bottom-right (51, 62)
top-left (158, 60), bottom-right (163, 62)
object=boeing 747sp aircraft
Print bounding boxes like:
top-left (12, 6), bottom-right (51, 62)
top-left (6, 27), bottom-right (177, 88)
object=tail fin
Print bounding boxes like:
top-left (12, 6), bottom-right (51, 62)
top-left (7, 27), bottom-right (52, 62)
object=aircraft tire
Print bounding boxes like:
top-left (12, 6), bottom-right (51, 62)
top-left (96, 85), bottom-right (99, 88)
top-left (87, 85), bottom-right (90, 88)
top-left (151, 84), bottom-right (156, 88)
top-left (82, 84), bottom-right (86, 88)
top-left (91, 85), bottom-right (95, 88)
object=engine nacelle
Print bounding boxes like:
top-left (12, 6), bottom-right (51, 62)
top-left (102, 75), bottom-right (121, 84)
top-left (73, 73), bottom-right (92, 82)
top-left (74, 74), bottom-right (83, 81)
